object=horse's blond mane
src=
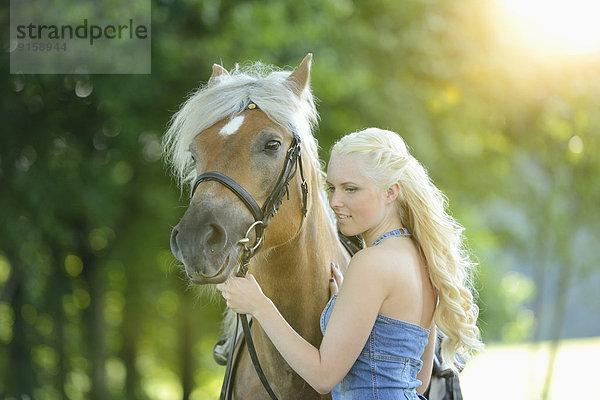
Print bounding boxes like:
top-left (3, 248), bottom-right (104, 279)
top-left (162, 61), bottom-right (322, 191)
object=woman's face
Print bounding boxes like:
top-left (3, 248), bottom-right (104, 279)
top-left (326, 154), bottom-right (387, 237)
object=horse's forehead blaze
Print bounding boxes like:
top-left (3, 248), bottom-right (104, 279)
top-left (194, 111), bottom-right (287, 156)
top-left (190, 110), bottom-right (294, 205)
top-left (192, 110), bottom-right (289, 175)
top-left (219, 115), bottom-right (245, 136)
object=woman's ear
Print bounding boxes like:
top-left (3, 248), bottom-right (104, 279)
top-left (385, 183), bottom-right (400, 204)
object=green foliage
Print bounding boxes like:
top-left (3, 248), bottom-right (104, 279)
top-left (2, 0), bottom-right (600, 398)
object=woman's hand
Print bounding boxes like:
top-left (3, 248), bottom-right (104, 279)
top-left (329, 262), bottom-right (343, 297)
top-left (216, 273), bottom-right (272, 316)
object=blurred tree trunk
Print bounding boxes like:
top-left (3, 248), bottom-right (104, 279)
top-left (541, 251), bottom-right (573, 400)
top-left (53, 299), bottom-right (68, 400)
top-left (528, 195), bottom-right (553, 343)
top-left (50, 251), bottom-right (68, 400)
top-left (123, 327), bottom-right (140, 400)
top-left (81, 245), bottom-right (107, 400)
top-left (5, 262), bottom-right (35, 399)
top-left (180, 293), bottom-right (194, 400)
top-left (530, 237), bottom-right (551, 342)
top-left (541, 177), bottom-right (578, 400)
top-left (122, 274), bottom-right (143, 400)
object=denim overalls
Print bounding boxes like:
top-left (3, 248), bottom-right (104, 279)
top-left (320, 229), bottom-right (429, 400)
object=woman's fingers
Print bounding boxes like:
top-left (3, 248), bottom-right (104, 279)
top-left (216, 277), bottom-right (234, 302)
top-left (215, 273), bottom-right (268, 315)
top-left (331, 262), bottom-right (343, 285)
top-left (329, 262), bottom-right (343, 297)
top-left (329, 274), bottom-right (338, 296)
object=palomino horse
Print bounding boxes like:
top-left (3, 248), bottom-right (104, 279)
top-left (165, 54), bottom-right (349, 399)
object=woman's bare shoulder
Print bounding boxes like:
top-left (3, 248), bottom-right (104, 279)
top-left (348, 246), bottom-right (414, 279)
top-left (355, 239), bottom-right (418, 266)
top-left (340, 247), bottom-right (390, 294)
top-left (347, 241), bottom-right (418, 282)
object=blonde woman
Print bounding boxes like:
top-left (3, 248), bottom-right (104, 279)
top-left (217, 128), bottom-right (483, 399)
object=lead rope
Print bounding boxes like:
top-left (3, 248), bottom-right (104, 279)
top-left (219, 316), bottom-right (238, 400)
top-left (220, 250), bottom-right (279, 400)
top-left (238, 314), bottom-right (279, 399)
top-left (219, 223), bottom-right (280, 400)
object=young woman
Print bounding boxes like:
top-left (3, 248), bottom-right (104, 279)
top-left (217, 128), bottom-right (483, 399)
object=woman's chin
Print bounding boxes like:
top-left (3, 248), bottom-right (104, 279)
top-left (338, 224), bottom-right (359, 237)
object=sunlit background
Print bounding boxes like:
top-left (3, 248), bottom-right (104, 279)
top-left (2, 0), bottom-right (599, 399)
top-left (496, 0), bottom-right (600, 55)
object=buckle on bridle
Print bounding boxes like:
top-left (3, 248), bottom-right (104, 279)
top-left (236, 220), bottom-right (264, 277)
top-left (238, 220), bottom-right (264, 253)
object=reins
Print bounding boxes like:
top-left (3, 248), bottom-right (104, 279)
top-left (190, 101), bottom-right (308, 400)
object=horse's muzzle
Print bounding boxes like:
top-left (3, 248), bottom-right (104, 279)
top-left (170, 219), bottom-right (235, 282)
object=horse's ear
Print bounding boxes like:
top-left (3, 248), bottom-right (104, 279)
top-left (287, 53), bottom-right (312, 97)
top-left (208, 64), bottom-right (230, 88)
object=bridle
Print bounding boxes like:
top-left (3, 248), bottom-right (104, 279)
top-left (190, 101), bottom-right (308, 400)
top-left (191, 102), bottom-right (308, 277)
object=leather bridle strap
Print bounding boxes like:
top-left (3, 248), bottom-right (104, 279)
top-left (239, 314), bottom-right (279, 399)
top-left (260, 135), bottom-right (304, 226)
top-left (191, 103), bottom-right (307, 400)
top-left (205, 137), bottom-right (302, 400)
top-left (190, 134), bottom-right (307, 259)
top-left (192, 171), bottom-right (265, 241)
top-left (220, 315), bottom-right (239, 399)
top-left (219, 315), bottom-right (278, 400)
top-left (192, 172), bottom-right (262, 221)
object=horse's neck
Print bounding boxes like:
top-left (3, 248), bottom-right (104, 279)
top-left (238, 167), bottom-right (347, 398)
top-left (252, 183), bottom-right (346, 345)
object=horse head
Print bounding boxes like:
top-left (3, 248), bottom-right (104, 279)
top-left (166, 54), bottom-right (320, 284)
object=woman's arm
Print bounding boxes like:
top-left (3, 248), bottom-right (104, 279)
top-left (218, 249), bottom-right (389, 394)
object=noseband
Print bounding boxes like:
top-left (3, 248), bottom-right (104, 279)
top-left (190, 101), bottom-right (308, 400)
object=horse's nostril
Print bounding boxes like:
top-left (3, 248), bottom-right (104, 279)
top-left (170, 226), bottom-right (182, 259)
top-left (205, 223), bottom-right (227, 251)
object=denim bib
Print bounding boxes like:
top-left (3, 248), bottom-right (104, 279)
top-left (320, 229), bottom-right (428, 399)
top-left (320, 295), bottom-right (428, 399)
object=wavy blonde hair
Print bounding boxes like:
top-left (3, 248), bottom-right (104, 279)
top-left (331, 128), bottom-right (484, 370)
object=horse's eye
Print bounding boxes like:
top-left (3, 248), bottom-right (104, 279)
top-left (264, 140), bottom-right (281, 151)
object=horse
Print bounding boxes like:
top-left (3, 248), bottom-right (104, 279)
top-left (164, 54), bottom-right (350, 399)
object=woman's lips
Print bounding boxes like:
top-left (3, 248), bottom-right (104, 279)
top-left (336, 214), bottom-right (351, 222)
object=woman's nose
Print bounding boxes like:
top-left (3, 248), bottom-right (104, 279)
top-left (329, 191), bottom-right (342, 208)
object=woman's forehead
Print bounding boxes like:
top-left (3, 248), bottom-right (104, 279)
top-left (326, 154), bottom-right (369, 182)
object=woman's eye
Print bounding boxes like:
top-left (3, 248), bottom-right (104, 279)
top-left (345, 187), bottom-right (357, 192)
top-left (264, 140), bottom-right (281, 151)
top-left (326, 186), bottom-right (334, 193)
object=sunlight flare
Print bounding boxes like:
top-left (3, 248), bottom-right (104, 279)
top-left (497, 0), bottom-right (600, 55)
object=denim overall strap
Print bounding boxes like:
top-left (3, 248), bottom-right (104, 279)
top-left (370, 228), bottom-right (410, 247)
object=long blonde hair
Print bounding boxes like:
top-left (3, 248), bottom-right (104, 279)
top-left (331, 128), bottom-right (483, 370)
